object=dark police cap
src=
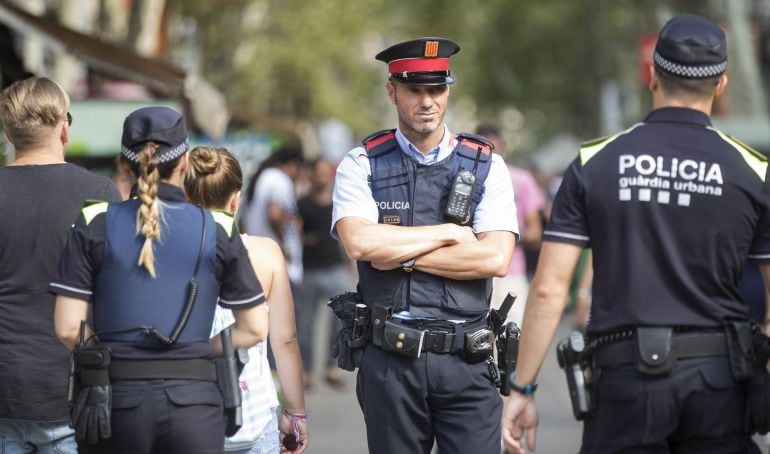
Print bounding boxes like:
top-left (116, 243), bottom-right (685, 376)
top-left (120, 106), bottom-right (189, 163)
top-left (376, 37), bottom-right (460, 85)
top-left (654, 15), bottom-right (727, 79)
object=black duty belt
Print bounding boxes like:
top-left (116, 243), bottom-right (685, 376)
top-left (383, 317), bottom-right (488, 355)
top-left (109, 358), bottom-right (217, 382)
top-left (592, 332), bottom-right (727, 369)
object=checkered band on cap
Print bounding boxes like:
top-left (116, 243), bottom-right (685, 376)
top-left (653, 51), bottom-right (726, 79)
top-left (120, 140), bottom-right (189, 163)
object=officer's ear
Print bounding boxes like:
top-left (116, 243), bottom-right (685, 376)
top-left (386, 79), bottom-right (397, 105)
top-left (178, 152), bottom-right (189, 175)
top-left (648, 66), bottom-right (659, 92)
top-left (714, 74), bottom-right (728, 99)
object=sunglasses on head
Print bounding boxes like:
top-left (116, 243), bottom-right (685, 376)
top-left (66, 112), bottom-right (73, 126)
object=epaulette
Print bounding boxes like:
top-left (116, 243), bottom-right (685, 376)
top-left (727, 134), bottom-right (766, 162)
top-left (580, 135), bottom-right (612, 149)
top-left (456, 133), bottom-right (492, 161)
top-left (363, 129), bottom-right (396, 151)
top-left (211, 210), bottom-right (236, 238)
top-left (81, 200), bottom-right (109, 226)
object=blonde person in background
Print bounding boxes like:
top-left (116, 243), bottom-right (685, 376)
top-left (185, 146), bottom-right (308, 454)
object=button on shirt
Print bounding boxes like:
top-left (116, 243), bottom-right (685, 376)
top-left (332, 126), bottom-right (519, 237)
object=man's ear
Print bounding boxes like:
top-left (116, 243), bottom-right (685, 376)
top-left (60, 119), bottom-right (69, 146)
top-left (386, 80), bottom-right (397, 105)
top-left (714, 74), bottom-right (728, 99)
top-left (648, 66), bottom-right (659, 92)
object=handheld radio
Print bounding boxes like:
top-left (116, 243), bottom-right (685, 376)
top-left (444, 146), bottom-right (483, 225)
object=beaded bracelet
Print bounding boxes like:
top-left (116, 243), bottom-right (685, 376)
top-left (283, 409), bottom-right (308, 421)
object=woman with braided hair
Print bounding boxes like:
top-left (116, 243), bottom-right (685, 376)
top-left (51, 107), bottom-right (268, 454)
top-left (186, 146), bottom-right (308, 454)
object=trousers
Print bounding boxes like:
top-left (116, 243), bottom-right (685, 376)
top-left (356, 345), bottom-right (502, 454)
top-left (580, 356), bottom-right (759, 454)
top-left (77, 380), bottom-right (225, 454)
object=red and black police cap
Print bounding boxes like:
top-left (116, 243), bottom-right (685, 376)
top-left (653, 15), bottom-right (727, 79)
top-left (375, 37), bottom-right (460, 85)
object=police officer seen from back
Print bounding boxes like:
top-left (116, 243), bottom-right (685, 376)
top-left (332, 37), bottom-right (517, 453)
top-left (503, 15), bottom-right (770, 454)
top-left (51, 107), bottom-right (269, 454)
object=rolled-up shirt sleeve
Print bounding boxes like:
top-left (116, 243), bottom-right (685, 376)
top-left (473, 154), bottom-right (519, 235)
top-left (331, 147), bottom-right (379, 239)
top-left (217, 226), bottom-right (266, 310)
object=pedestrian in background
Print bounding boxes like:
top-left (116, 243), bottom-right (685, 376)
top-left (186, 146), bottom-right (308, 454)
top-left (475, 123), bottom-right (544, 326)
top-left (0, 76), bottom-right (121, 454)
top-left (297, 157), bottom-right (352, 390)
top-left (503, 15), bottom-right (768, 454)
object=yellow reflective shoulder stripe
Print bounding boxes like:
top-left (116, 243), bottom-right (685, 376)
top-left (211, 211), bottom-right (235, 238)
top-left (710, 128), bottom-right (767, 182)
top-left (81, 202), bottom-right (109, 225)
top-left (579, 123), bottom-right (643, 165)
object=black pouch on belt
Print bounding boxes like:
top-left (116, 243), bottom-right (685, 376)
top-left (636, 327), bottom-right (676, 376)
top-left (747, 328), bottom-right (770, 435)
top-left (724, 321), bottom-right (755, 381)
top-left (371, 306), bottom-right (392, 348)
top-left (71, 345), bottom-right (112, 444)
top-left (382, 321), bottom-right (424, 358)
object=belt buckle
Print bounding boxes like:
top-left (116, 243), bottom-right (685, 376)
top-left (424, 331), bottom-right (454, 353)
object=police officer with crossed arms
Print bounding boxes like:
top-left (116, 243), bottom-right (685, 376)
top-left (332, 37), bottom-right (517, 453)
top-left (503, 15), bottom-right (770, 454)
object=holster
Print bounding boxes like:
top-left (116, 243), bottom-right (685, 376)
top-left (215, 328), bottom-right (247, 437)
top-left (746, 327), bottom-right (770, 435)
top-left (71, 344), bottom-right (112, 444)
top-left (724, 321), bottom-right (755, 381)
top-left (382, 321), bottom-right (424, 358)
top-left (328, 292), bottom-right (372, 371)
top-left (636, 327), bottom-right (676, 376)
top-left (370, 305), bottom-right (392, 347)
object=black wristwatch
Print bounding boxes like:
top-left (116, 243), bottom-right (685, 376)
top-left (509, 372), bottom-right (538, 395)
top-left (401, 258), bottom-right (416, 273)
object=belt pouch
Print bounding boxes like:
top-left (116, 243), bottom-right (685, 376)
top-left (636, 327), bottom-right (675, 376)
top-left (382, 321), bottom-right (424, 358)
top-left (725, 321), bottom-right (755, 381)
top-left (371, 306), bottom-right (392, 348)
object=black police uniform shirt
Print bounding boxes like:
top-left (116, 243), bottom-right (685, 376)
top-left (49, 183), bottom-right (265, 359)
top-left (545, 107), bottom-right (770, 335)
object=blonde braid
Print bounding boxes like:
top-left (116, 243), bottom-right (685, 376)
top-left (136, 143), bottom-right (161, 278)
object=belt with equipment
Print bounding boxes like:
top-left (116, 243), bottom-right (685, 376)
top-left (592, 331), bottom-right (727, 369)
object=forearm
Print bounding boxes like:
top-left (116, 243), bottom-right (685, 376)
top-left (414, 231), bottom-right (514, 280)
top-left (272, 338), bottom-right (305, 412)
top-left (337, 218), bottom-right (469, 264)
top-left (513, 283), bottom-right (570, 385)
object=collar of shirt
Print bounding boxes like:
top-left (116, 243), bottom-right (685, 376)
top-left (395, 125), bottom-right (456, 165)
top-left (129, 182), bottom-right (188, 202)
top-left (644, 107), bottom-right (712, 127)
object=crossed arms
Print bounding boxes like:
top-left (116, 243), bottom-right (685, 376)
top-left (335, 216), bottom-right (514, 280)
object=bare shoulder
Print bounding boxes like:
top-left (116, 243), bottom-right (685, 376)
top-left (243, 235), bottom-right (285, 263)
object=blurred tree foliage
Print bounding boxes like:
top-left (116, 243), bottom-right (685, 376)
top-left (169, 0), bottom-right (670, 145)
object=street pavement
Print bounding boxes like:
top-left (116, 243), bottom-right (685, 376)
top-left (303, 309), bottom-right (770, 453)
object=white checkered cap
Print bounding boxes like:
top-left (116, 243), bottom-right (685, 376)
top-left (653, 51), bottom-right (726, 79)
top-left (120, 140), bottom-right (190, 163)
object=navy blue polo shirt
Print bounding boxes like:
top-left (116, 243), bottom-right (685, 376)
top-left (49, 183), bottom-right (264, 358)
top-left (546, 107), bottom-right (770, 335)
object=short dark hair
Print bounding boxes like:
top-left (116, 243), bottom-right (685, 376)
top-left (655, 69), bottom-right (720, 100)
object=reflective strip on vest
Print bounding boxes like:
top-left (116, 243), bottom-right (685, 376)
top-left (82, 202), bottom-right (109, 225)
top-left (211, 211), bottom-right (235, 238)
top-left (579, 123), bottom-right (643, 165)
top-left (710, 128), bottom-right (767, 182)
